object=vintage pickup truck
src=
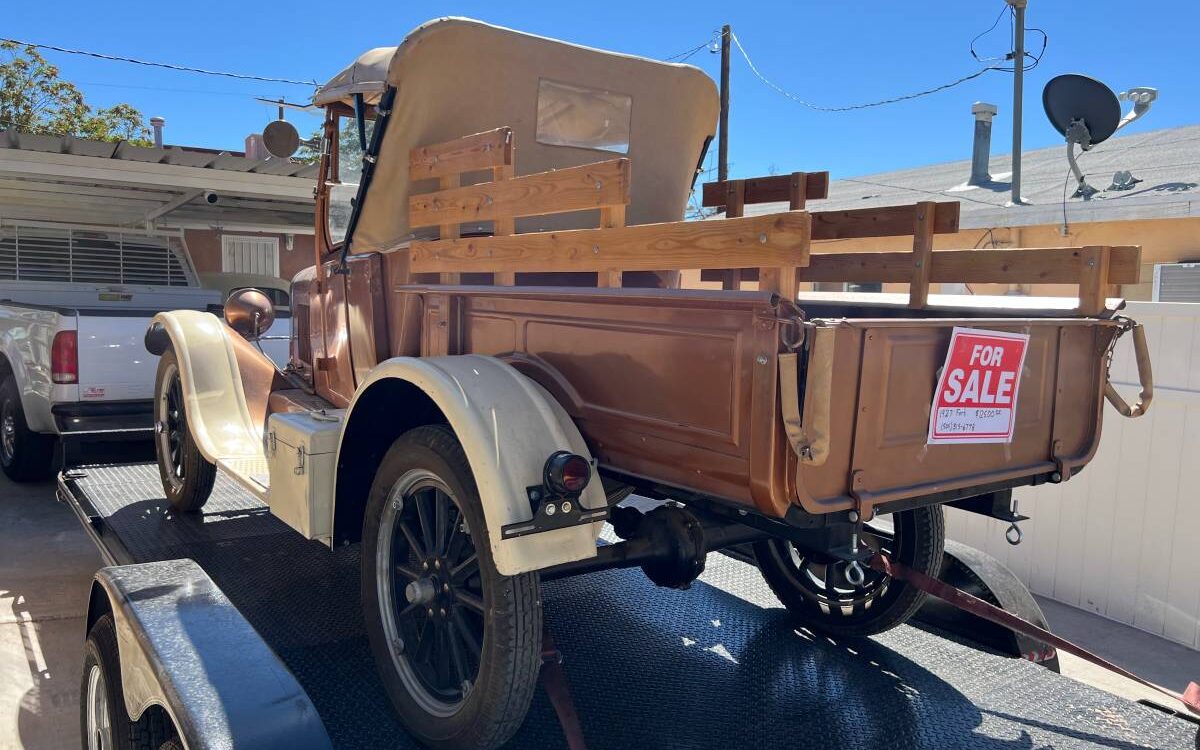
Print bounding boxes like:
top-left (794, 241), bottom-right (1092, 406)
top-left (139, 18), bottom-right (1151, 750)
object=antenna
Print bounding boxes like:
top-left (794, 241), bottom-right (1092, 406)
top-left (1042, 74), bottom-right (1156, 199)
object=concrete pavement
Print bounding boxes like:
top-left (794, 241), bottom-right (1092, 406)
top-left (0, 473), bottom-right (101, 750)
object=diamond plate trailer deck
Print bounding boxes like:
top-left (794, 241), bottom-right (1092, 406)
top-left (59, 462), bottom-right (1196, 749)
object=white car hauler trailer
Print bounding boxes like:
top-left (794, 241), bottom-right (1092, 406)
top-left (58, 462), bottom-right (1198, 750)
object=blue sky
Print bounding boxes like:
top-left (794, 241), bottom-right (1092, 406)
top-left (6, 1), bottom-right (1196, 180)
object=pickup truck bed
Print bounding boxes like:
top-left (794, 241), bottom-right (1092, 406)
top-left (60, 462), bottom-right (1197, 749)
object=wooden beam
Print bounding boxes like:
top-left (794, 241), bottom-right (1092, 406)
top-left (411, 212), bottom-right (811, 275)
top-left (438, 174), bottom-right (461, 285)
top-left (798, 245), bottom-right (1141, 285)
top-left (721, 180), bottom-right (746, 290)
top-left (410, 158), bottom-right (629, 228)
top-left (491, 161), bottom-right (516, 286)
top-left (596, 205), bottom-right (626, 287)
top-left (908, 201), bottom-right (936, 308)
top-left (702, 171), bottom-right (830, 207)
top-left (810, 201), bottom-right (960, 240)
top-left (757, 172), bottom-right (807, 298)
top-left (409, 127), bottom-right (512, 181)
top-left (1077, 245), bottom-right (1111, 315)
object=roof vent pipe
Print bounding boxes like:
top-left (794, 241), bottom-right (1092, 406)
top-left (969, 102), bottom-right (998, 185)
top-left (150, 116), bottom-right (165, 149)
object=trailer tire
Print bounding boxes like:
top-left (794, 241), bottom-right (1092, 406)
top-left (153, 351), bottom-right (215, 512)
top-left (81, 614), bottom-right (176, 750)
top-left (362, 425), bottom-right (542, 750)
top-left (0, 374), bottom-right (55, 482)
top-left (754, 505), bottom-right (944, 637)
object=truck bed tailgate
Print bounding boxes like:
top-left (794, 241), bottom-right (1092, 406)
top-left (793, 316), bottom-right (1124, 518)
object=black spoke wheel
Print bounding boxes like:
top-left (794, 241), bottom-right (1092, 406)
top-left (362, 425), bottom-right (541, 750)
top-left (153, 351), bottom-right (215, 512)
top-left (754, 505), bottom-right (944, 637)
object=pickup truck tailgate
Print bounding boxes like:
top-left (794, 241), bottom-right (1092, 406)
top-left (793, 316), bottom-right (1125, 518)
top-left (66, 287), bottom-right (220, 403)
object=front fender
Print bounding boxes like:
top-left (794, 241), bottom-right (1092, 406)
top-left (147, 311), bottom-right (261, 462)
top-left (342, 355), bottom-right (604, 576)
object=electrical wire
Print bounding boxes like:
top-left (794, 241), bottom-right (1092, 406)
top-left (729, 30), bottom-right (1000, 113)
top-left (1, 37), bottom-right (317, 86)
top-left (969, 4), bottom-right (1013, 63)
top-left (664, 35), bottom-right (716, 62)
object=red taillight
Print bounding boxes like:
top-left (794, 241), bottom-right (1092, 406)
top-left (51, 330), bottom-right (78, 384)
top-left (544, 452), bottom-right (591, 495)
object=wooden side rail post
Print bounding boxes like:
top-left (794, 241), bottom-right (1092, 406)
top-left (700, 171), bottom-right (829, 290)
top-left (908, 201), bottom-right (936, 308)
top-left (409, 127), bottom-right (515, 285)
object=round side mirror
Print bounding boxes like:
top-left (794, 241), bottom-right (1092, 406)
top-left (224, 288), bottom-right (276, 340)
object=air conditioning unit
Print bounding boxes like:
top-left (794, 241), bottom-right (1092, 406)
top-left (1152, 262), bottom-right (1200, 302)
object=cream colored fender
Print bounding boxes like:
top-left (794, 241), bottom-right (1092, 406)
top-left (342, 355), bottom-right (603, 576)
top-left (148, 310), bottom-right (262, 463)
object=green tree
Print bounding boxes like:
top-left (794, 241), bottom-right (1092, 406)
top-left (0, 41), bottom-right (152, 146)
top-left (296, 119), bottom-right (368, 176)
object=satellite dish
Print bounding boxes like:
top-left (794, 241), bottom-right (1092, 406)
top-left (1043, 74), bottom-right (1121, 147)
top-left (262, 119), bottom-right (300, 159)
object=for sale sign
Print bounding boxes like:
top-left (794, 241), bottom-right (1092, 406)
top-left (927, 327), bottom-right (1030, 445)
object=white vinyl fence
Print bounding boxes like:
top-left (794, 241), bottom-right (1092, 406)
top-left (946, 301), bottom-right (1200, 650)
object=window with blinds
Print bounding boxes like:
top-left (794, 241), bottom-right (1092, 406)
top-left (221, 235), bottom-right (280, 276)
top-left (0, 224), bottom-right (193, 286)
top-left (1153, 263), bottom-right (1200, 303)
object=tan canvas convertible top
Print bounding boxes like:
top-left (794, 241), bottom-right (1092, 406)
top-left (313, 17), bottom-right (719, 253)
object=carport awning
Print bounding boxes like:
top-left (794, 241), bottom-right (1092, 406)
top-left (0, 129), bottom-right (316, 233)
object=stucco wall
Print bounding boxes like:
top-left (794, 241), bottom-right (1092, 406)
top-left (184, 229), bottom-right (316, 282)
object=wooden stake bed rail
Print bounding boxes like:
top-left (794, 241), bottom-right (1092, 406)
top-left (403, 129), bottom-right (1141, 314)
top-left (408, 128), bottom-right (811, 292)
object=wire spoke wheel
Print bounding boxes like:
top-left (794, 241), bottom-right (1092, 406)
top-left (378, 473), bottom-right (485, 715)
top-left (754, 506), bottom-right (944, 637)
top-left (152, 351), bottom-right (215, 512)
top-left (781, 520), bottom-right (896, 616)
top-left (362, 426), bottom-right (542, 750)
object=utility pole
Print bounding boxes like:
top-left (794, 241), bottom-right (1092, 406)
top-left (718, 24), bottom-right (731, 183)
top-left (1008, 0), bottom-right (1027, 205)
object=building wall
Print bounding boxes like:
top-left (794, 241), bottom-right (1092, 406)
top-left (184, 229), bottom-right (316, 282)
top-left (945, 301), bottom-right (1200, 650)
top-left (681, 215), bottom-right (1200, 300)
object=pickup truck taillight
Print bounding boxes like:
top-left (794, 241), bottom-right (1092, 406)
top-left (51, 331), bottom-right (78, 384)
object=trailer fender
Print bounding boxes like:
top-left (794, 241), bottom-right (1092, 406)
top-left (145, 310), bottom-right (262, 463)
top-left (85, 559), bottom-right (332, 749)
top-left (338, 354), bottom-right (605, 576)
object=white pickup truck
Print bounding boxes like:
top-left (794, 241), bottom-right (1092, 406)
top-left (0, 279), bottom-right (220, 481)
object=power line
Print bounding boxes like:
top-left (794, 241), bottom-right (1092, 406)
top-left (1, 38), bottom-right (317, 86)
top-left (664, 36), bottom-right (716, 63)
top-left (730, 30), bottom-right (999, 113)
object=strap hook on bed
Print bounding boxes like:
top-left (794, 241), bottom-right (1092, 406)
top-left (1104, 321), bottom-right (1153, 419)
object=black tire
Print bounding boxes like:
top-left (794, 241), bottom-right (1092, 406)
top-left (81, 614), bottom-right (176, 750)
top-left (362, 425), bottom-right (542, 750)
top-left (754, 505), bottom-right (944, 637)
top-left (153, 350), bottom-right (216, 512)
top-left (0, 373), bottom-right (56, 482)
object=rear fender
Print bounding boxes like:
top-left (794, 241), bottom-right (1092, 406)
top-left (146, 310), bottom-right (262, 462)
top-left (338, 355), bottom-right (603, 576)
